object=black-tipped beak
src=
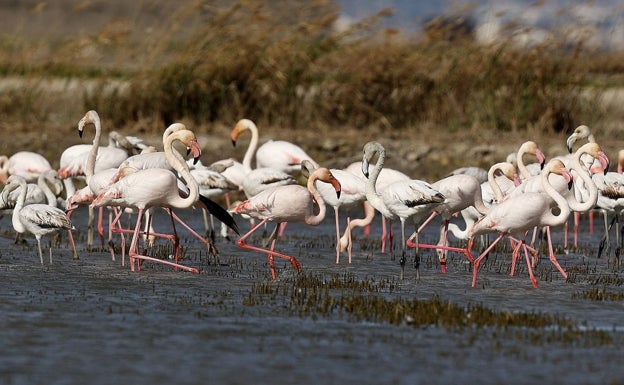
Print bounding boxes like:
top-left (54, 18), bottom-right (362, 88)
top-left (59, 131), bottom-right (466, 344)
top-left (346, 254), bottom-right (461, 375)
top-left (194, 156), bottom-right (200, 165)
top-left (78, 129), bottom-right (83, 138)
top-left (231, 140), bottom-right (236, 148)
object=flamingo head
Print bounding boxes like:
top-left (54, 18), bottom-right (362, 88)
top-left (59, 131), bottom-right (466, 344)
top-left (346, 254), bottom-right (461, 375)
top-left (566, 125), bottom-right (594, 153)
top-left (313, 167), bottom-right (342, 199)
top-left (231, 118), bottom-right (255, 148)
top-left (78, 110), bottom-right (99, 138)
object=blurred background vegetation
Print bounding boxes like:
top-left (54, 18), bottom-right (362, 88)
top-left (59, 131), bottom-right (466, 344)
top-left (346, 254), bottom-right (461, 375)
top-left (0, 0), bottom-right (622, 178)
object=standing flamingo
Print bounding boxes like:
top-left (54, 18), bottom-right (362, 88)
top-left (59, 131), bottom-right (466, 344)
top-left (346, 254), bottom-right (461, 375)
top-left (1, 175), bottom-right (74, 264)
top-left (232, 118), bottom-right (319, 174)
top-left (233, 167), bottom-right (342, 280)
top-left (301, 160), bottom-right (370, 264)
top-left (361, 141), bottom-right (445, 279)
top-left (0, 151), bottom-right (53, 183)
top-left (466, 159), bottom-right (574, 288)
top-left (230, 119), bottom-right (297, 198)
top-left (344, 160), bottom-right (411, 252)
top-left (91, 128), bottom-right (239, 273)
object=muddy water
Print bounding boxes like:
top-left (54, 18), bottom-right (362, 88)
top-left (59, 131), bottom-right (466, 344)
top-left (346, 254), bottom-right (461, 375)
top-left (1, 206), bottom-right (623, 385)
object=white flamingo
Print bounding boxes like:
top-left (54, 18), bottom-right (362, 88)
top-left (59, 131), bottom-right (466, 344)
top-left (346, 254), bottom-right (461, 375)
top-left (1, 175), bottom-right (74, 264)
top-left (361, 141), bottom-right (445, 279)
top-left (0, 151), bottom-right (53, 183)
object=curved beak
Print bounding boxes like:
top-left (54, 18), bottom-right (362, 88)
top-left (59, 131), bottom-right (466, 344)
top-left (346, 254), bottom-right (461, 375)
top-left (189, 139), bottom-right (202, 165)
top-left (598, 150), bottom-right (610, 175)
top-left (361, 158), bottom-right (370, 178)
top-left (536, 149), bottom-right (546, 170)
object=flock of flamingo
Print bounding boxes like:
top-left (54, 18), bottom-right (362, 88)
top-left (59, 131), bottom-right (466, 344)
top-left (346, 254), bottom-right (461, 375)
top-left (1, 111), bottom-right (623, 288)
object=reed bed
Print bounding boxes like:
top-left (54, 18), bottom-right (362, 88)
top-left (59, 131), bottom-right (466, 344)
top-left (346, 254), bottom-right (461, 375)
top-left (0, 1), bottom-right (619, 132)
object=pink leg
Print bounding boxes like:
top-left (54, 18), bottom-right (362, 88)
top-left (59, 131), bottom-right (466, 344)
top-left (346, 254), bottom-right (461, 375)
top-left (237, 219), bottom-right (301, 279)
top-left (334, 209), bottom-right (341, 264)
top-left (97, 206), bottom-right (105, 247)
top-left (472, 233), bottom-right (506, 288)
top-left (521, 243), bottom-right (538, 288)
top-left (545, 226), bottom-right (567, 279)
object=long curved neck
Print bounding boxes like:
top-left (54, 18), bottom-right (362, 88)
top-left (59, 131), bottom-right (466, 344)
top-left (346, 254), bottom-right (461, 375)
top-left (10, 179), bottom-right (27, 233)
top-left (517, 148), bottom-right (532, 179)
top-left (38, 173), bottom-right (57, 207)
top-left (487, 165), bottom-right (507, 203)
top-left (569, 150), bottom-right (598, 212)
top-left (305, 173), bottom-right (328, 226)
top-left (164, 134), bottom-right (198, 209)
top-left (364, 144), bottom-right (388, 215)
top-left (86, 115), bottom-right (102, 182)
top-left (338, 201), bottom-right (376, 250)
top-left (241, 123), bottom-right (259, 172)
top-left (541, 169), bottom-right (570, 227)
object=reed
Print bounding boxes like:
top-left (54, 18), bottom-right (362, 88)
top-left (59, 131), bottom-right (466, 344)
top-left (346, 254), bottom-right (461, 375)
top-left (0, 0), bottom-right (616, 136)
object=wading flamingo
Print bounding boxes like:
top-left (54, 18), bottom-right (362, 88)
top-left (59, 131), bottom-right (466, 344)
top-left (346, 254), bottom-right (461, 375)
top-left (361, 141), bottom-right (445, 279)
top-left (232, 118), bottom-right (319, 175)
top-left (344, 160), bottom-right (411, 253)
top-left (233, 167), bottom-right (342, 280)
top-left (466, 159), bottom-right (574, 288)
top-left (301, 160), bottom-right (370, 264)
top-left (91, 128), bottom-right (239, 273)
top-left (1, 175), bottom-right (74, 264)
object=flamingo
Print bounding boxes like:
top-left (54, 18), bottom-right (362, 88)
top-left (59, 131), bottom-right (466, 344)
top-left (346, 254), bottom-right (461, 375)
top-left (230, 119), bottom-right (297, 198)
top-left (408, 173), bottom-right (492, 273)
top-left (91, 128), bottom-right (239, 273)
top-left (1, 175), bottom-right (74, 264)
top-left (0, 151), bottom-right (53, 183)
top-left (361, 141), bottom-right (445, 279)
top-left (231, 118), bottom-right (319, 175)
top-left (466, 159), bottom-right (574, 288)
top-left (301, 160), bottom-right (370, 264)
top-left (344, 160), bottom-right (411, 252)
top-left (233, 167), bottom-right (341, 280)
top-left (57, 111), bottom-right (128, 197)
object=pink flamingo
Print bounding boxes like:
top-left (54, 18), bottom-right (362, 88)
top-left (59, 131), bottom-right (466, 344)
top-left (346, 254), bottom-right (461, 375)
top-left (466, 159), bottom-right (574, 288)
top-left (91, 128), bottom-right (238, 273)
top-left (233, 167), bottom-right (342, 280)
top-left (301, 160), bottom-right (370, 264)
top-left (0, 151), bottom-right (53, 183)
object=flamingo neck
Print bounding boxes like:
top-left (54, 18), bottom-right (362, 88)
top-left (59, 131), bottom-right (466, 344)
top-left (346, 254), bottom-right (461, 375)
top-left (569, 149), bottom-right (598, 212)
top-left (38, 173), bottom-right (58, 207)
top-left (10, 178), bottom-right (27, 234)
top-left (364, 143), bottom-right (388, 216)
top-left (541, 167), bottom-right (570, 227)
top-left (305, 173), bottom-right (328, 226)
top-left (241, 122), bottom-right (259, 173)
top-left (164, 134), bottom-right (198, 209)
top-left (86, 115), bottom-right (102, 182)
top-left (516, 148), bottom-right (532, 179)
top-left (487, 165), bottom-right (507, 203)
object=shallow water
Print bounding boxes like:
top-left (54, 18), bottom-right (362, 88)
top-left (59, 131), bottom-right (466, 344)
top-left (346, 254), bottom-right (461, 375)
top-left (1, 206), bottom-right (624, 385)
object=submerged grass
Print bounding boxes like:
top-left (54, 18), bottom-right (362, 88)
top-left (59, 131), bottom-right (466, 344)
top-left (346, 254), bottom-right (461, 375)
top-left (242, 271), bottom-right (616, 346)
